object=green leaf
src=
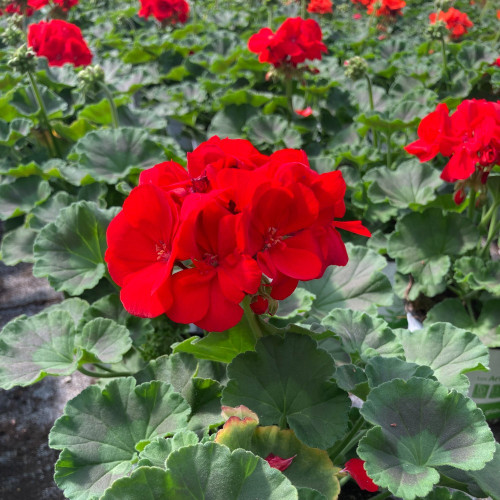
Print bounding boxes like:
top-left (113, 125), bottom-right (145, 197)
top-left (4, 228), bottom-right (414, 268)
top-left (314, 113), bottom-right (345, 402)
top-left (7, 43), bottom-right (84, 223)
top-left (419, 487), bottom-right (472, 500)
top-left (388, 209), bottom-right (479, 297)
top-left (33, 201), bottom-right (113, 295)
top-left (173, 312), bottom-right (258, 363)
top-left (0, 310), bottom-right (78, 390)
top-left (222, 333), bottom-right (350, 449)
top-left (10, 84), bottom-right (68, 118)
top-left (77, 318), bottom-right (132, 364)
top-left (245, 115), bottom-right (302, 149)
top-left (358, 378), bottom-right (495, 500)
top-left (45, 297), bottom-right (89, 324)
top-left (399, 323), bottom-right (489, 394)
top-left (0, 225), bottom-right (37, 265)
top-left (365, 356), bottom-right (435, 388)
top-left (216, 419), bottom-right (340, 499)
top-left (208, 104), bottom-right (257, 138)
top-left (454, 257), bottom-right (500, 294)
top-left (137, 430), bottom-right (199, 468)
top-left (320, 308), bottom-right (404, 362)
top-left (0, 176), bottom-right (52, 220)
top-left (26, 191), bottom-right (76, 230)
top-left (271, 288), bottom-right (316, 326)
top-left (300, 244), bottom-right (392, 319)
top-left (365, 160), bottom-right (442, 209)
top-left (464, 443), bottom-right (500, 500)
top-left (0, 117), bottom-right (32, 146)
top-left (425, 298), bottom-right (500, 348)
top-left (50, 377), bottom-right (191, 500)
top-left (68, 127), bottom-right (164, 184)
top-left (101, 443), bottom-right (298, 500)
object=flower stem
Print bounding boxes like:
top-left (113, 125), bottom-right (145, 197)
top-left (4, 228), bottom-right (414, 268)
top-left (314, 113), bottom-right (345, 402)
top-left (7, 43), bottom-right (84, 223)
top-left (301, 0), bottom-right (307, 18)
top-left (285, 78), bottom-right (294, 116)
top-left (365, 74), bottom-right (378, 147)
top-left (99, 81), bottom-right (119, 128)
top-left (386, 133), bottom-right (392, 169)
top-left (440, 37), bottom-right (448, 79)
top-left (27, 71), bottom-right (62, 158)
top-left (329, 416), bottom-right (365, 464)
top-left (78, 366), bottom-right (134, 378)
top-left (369, 490), bottom-right (392, 500)
top-left (468, 188), bottom-right (477, 221)
top-left (243, 296), bottom-right (264, 339)
top-left (480, 207), bottom-right (499, 258)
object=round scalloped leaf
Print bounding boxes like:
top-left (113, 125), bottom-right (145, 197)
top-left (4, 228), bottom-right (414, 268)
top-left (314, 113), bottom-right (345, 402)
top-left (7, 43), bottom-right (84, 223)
top-left (45, 298), bottom-right (89, 325)
top-left (320, 308), bottom-right (403, 362)
top-left (399, 323), bottom-right (489, 394)
top-left (101, 443), bottom-right (298, 500)
top-left (138, 430), bottom-right (199, 468)
top-left (464, 442), bottom-right (500, 500)
top-left (222, 333), bottom-right (350, 449)
top-left (0, 225), bottom-right (37, 265)
top-left (49, 377), bottom-right (190, 500)
top-left (33, 201), bottom-right (113, 295)
top-left (76, 318), bottom-right (132, 364)
top-left (425, 298), bottom-right (500, 347)
top-left (358, 378), bottom-right (495, 500)
top-left (216, 419), bottom-right (340, 500)
top-left (300, 244), bottom-right (392, 319)
top-left (387, 209), bottom-right (478, 297)
top-left (67, 127), bottom-right (164, 184)
top-left (454, 257), bottom-right (500, 295)
top-left (365, 161), bottom-right (442, 209)
top-left (419, 487), bottom-right (471, 500)
top-left (26, 191), bottom-right (76, 230)
top-left (0, 310), bottom-right (78, 390)
top-left (0, 176), bottom-right (51, 220)
top-left (365, 356), bottom-right (435, 388)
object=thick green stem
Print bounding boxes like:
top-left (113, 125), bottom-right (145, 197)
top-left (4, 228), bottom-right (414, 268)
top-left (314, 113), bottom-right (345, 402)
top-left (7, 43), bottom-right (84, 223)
top-left (479, 201), bottom-right (499, 231)
top-left (468, 188), bottom-right (477, 221)
top-left (386, 133), bottom-right (392, 169)
top-left (365, 74), bottom-right (378, 147)
top-left (78, 366), bottom-right (134, 378)
top-left (440, 37), bottom-right (448, 79)
top-left (480, 207), bottom-right (499, 258)
top-left (267, 2), bottom-right (273, 27)
top-left (329, 416), bottom-right (365, 464)
top-left (285, 78), bottom-right (294, 116)
top-left (243, 296), bottom-right (264, 339)
top-left (28, 71), bottom-right (62, 158)
top-left (301, 0), bottom-right (307, 18)
top-left (99, 81), bottom-right (119, 128)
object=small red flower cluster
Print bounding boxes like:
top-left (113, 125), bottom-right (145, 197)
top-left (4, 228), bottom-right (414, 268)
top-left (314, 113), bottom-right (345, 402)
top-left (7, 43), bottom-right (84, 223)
top-left (248, 17), bottom-right (327, 68)
top-left (1, 1), bottom-right (35, 16)
top-left (28, 19), bottom-right (92, 67)
top-left (342, 459), bottom-right (378, 492)
top-left (29, 0), bottom-right (79, 11)
top-left (351, 0), bottom-right (405, 18)
top-left (429, 8), bottom-right (473, 39)
top-left (405, 99), bottom-right (500, 185)
top-left (138, 0), bottom-right (189, 24)
top-left (307, 0), bottom-right (333, 15)
top-left (105, 137), bottom-right (369, 332)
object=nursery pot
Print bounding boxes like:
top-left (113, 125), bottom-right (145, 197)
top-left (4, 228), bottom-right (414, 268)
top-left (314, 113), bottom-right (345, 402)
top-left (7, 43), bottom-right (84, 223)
top-left (467, 348), bottom-right (500, 420)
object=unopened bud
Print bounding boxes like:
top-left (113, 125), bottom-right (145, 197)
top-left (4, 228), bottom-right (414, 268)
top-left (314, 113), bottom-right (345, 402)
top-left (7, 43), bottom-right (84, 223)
top-left (344, 56), bottom-right (368, 81)
top-left (7, 44), bottom-right (37, 73)
top-left (77, 64), bottom-right (105, 95)
top-left (426, 19), bottom-right (448, 40)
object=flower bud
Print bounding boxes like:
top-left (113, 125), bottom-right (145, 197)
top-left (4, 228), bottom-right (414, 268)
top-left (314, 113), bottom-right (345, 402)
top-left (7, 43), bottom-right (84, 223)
top-left (344, 56), bottom-right (368, 81)
top-left (453, 188), bottom-right (466, 205)
top-left (426, 19), bottom-right (448, 39)
top-left (250, 296), bottom-right (269, 315)
top-left (7, 44), bottom-right (37, 74)
top-left (77, 64), bottom-right (105, 95)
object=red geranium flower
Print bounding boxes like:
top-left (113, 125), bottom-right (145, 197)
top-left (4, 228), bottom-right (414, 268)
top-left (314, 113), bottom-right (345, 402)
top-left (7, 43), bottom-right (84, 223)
top-left (28, 0), bottom-right (78, 10)
top-left (429, 8), bottom-right (473, 39)
top-left (405, 99), bottom-right (500, 187)
top-left (295, 107), bottom-right (313, 117)
top-left (138, 0), bottom-right (189, 24)
top-left (105, 185), bottom-right (179, 318)
top-left (351, 0), bottom-right (372, 7)
top-left (248, 17), bottom-right (327, 68)
top-left (342, 459), bottom-right (378, 492)
top-left (2, 1), bottom-right (35, 15)
top-left (28, 20), bottom-right (92, 67)
top-left (307, 0), bottom-right (333, 15)
top-left (367, 0), bottom-right (406, 18)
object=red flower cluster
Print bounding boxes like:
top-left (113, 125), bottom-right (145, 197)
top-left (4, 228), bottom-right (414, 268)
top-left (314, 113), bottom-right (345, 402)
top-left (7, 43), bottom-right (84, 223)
top-left (105, 137), bottom-right (370, 332)
top-left (367, 0), bottom-right (406, 18)
top-left (28, 20), bottom-right (92, 67)
top-left (342, 459), bottom-right (378, 492)
top-left (307, 0), bottom-right (333, 15)
top-left (248, 17), bottom-right (327, 68)
top-left (1, 1), bottom-right (35, 15)
top-left (29, 0), bottom-right (78, 10)
top-left (429, 8), bottom-right (473, 39)
top-left (405, 99), bottom-right (500, 186)
top-left (138, 0), bottom-right (189, 24)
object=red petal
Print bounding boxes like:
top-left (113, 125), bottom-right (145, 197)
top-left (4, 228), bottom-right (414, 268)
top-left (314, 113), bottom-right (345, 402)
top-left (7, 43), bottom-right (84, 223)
top-left (334, 220), bottom-right (372, 237)
top-left (343, 458), bottom-right (378, 492)
top-left (265, 453), bottom-right (296, 472)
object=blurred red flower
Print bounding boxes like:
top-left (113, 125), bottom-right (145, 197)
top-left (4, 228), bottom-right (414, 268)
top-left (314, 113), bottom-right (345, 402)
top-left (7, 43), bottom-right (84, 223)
top-left (429, 8), bottom-right (473, 39)
top-left (28, 20), bottom-right (92, 67)
top-left (307, 0), bottom-right (333, 15)
top-left (138, 0), bottom-right (189, 24)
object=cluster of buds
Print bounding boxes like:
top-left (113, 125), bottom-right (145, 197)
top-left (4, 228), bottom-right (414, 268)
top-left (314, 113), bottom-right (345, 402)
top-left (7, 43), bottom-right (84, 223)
top-left (344, 56), bottom-right (368, 80)
top-left (77, 64), bottom-right (105, 96)
top-left (7, 44), bottom-right (37, 73)
top-left (1, 13), bottom-right (24, 46)
top-left (426, 19), bottom-right (448, 39)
